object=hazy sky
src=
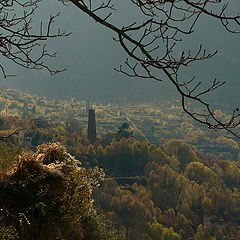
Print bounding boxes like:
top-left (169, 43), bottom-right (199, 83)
top-left (2, 1), bottom-right (240, 106)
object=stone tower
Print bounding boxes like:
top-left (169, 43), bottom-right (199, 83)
top-left (87, 108), bottom-right (97, 143)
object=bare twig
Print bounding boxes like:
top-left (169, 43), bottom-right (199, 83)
top-left (0, 0), bottom-right (69, 77)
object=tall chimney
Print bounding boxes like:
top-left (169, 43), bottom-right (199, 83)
top-left (87, 108), bottom-right (97, 143)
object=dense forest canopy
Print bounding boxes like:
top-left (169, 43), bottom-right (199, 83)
top-left (1, 133), bottom-right (240, 239)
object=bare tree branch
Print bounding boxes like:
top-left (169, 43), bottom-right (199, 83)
top-left (0, 0), bottom-right (69, 77)
top-left (0, 129), bottom-right (19, 142)
top-left (67, 0), bottom-right (240, 137)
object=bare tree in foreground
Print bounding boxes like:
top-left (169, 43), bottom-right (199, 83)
top-left (67, 0), bottom-right (240, 137)
top-left (1, 0), bottom-right (240, 137)
top-left (0, 0), bottom-right (68, 78)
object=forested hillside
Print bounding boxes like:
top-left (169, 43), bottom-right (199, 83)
top-left (0, 86), bottom-right (239, 160)
top-left (0, 87), bottom-right (240, 239)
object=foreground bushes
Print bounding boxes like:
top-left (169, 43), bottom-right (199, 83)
top-left (0, 142), bottom-right (119, 240)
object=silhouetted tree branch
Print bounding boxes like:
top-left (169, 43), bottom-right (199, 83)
top-left (67, 0), bottom-right (240, 137)
top-left (0, 0), bottom-right (69, 77)
top-left (0, 129), bottom-right (18, 142)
